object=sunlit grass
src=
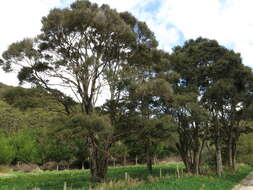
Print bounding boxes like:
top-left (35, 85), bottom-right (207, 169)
top-left (0, 163), bottom-right (251, 190)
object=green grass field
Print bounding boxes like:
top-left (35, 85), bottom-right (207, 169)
top-left (0, 164), bottom-right (252, 190)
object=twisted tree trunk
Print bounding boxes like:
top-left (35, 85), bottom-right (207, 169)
top-left (88, 137), bottom-right (109, 182)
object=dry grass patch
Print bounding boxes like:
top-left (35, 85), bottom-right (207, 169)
top-left (91, 177), bottom-right (144, 190)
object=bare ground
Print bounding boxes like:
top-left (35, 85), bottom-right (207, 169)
top-left (233, 172), bottom-right (253, 190)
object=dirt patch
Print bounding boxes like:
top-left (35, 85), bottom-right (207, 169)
top-left (0, 173), bottom-right (13, 177)
top-left (232, 172), bottom-right (253, 190)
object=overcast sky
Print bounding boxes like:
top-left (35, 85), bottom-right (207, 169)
top-left (1, 0), bottom-right (253, 87)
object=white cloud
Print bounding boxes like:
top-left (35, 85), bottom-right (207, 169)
top-left (89, 0), bottom-right (140, 12)
top-left (155, 0), bottom-right (253, 68)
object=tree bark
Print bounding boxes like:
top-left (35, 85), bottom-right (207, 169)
top-left (232, 139), bottom-right (237, 171)
top-left (88, 137), bottom-right (109, 182)
top-left (176, 142), bottom-right (190, 173)
top-left (193, 149), bottom-right (200, 175)
top-left (228, 134), bottom-right (233, 169)
top-left (146, 141), bottom-right (153, 173)
top-left (123, 155), bottom-right (127, 166)
top-left (215, 135), bottom-right (223, 177)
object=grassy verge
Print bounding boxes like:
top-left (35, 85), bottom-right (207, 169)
top-left (126, 165), bottom-right (253, 190)
top-left (0, 164), bottom-right (181, 190)
top-left (0, 164), bottom-right (251, 190)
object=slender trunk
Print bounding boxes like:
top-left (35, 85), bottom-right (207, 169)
top-left (228, 135), bottom-right (233, 169)
top-left (113, 158), bottom-right (116, 167)
top-left (123, 155), bottom-right (127, 166)
top-left (216, 135), bottom-right (223, 177)
top-left (192, 125), bottom-right (201, 175)
top-left (193, 150), bottom-right (200, 175)
top-left (154, 155), bottom-right (158, 165)
top-left (82, 161), bottom-right (84, 170)
top-left (232, 139), bottom-right (237, 171)
top-left (198, 139), bottom-right (205, 174)
top-left (135, 156), bottom-right (138, 165)
top-left (146, 141), bottom-right (153, 173)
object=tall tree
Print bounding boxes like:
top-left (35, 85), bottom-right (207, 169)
top-left (0, 0), bottom-right (159, 181)
top-left (170, 37), bottom-right (253, 176)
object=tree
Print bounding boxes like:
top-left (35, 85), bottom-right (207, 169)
top-left (170, 37), bottom-right (253, 176)
top-left (125, 48), bottom-right (175, 172)
top-left (1, 1), bottom-right (159, 181)
top-left (171, 94), bottom-right (208, 175)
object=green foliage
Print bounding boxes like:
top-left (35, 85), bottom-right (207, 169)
top-left (238, 134), bottom-right (253, 166)
top-left (0, 137), bottom-right (15, 164)
top-left (3, 87), bottom-right (46, 110)
top-left (66, 113), bottom-right (113, 139)
top-left (110, 141), bottom-right (129, 161)
top-left (11, 129), bottom-right (40, 164)
top-left (0, 100), bottom-right (24, 135)
top-left (36, 127), bottom-right (75, 163)
top-left (135, 78), bottom-right (173, 101)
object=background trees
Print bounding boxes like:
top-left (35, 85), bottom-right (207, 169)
top-left (170, 37), bottom-right (253, 176)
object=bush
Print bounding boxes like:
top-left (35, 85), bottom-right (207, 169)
top-left (0, 137), bottom-right (15, 164)
top-left (11, 129), bottom-right (41, 164)
top-left (238, 134), bottom-right (253, 166)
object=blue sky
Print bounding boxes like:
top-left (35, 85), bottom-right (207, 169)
top-left (88, 0), bottom-right (253, 68)
top-left (0, 0), bottom-right (253, 87)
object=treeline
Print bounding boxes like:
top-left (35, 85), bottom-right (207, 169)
top-left (0, 84), bottom-right (177, 169)
top-left (0, 0), bottom-right (252, 181)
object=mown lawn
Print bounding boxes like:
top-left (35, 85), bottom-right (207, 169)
top-left (0, 164), bottom-right (252, 190)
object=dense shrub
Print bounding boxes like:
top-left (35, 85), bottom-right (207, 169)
top-left (0, 137), bottom-right (15, 164)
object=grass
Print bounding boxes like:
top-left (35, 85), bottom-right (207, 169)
top-left (0, 164), bottom-right (252, 190)
top-left (126, 165), bottom-right (253, 190)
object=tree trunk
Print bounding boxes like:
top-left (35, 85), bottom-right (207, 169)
top-left (113, 158), bottom-right (116, 167)
top-left (232, 139), bottom-right (237, 171)
top-left (225, 126), bottom-right (233, 169)
top-left (88, 137), bottom-right (109, 182)
top-left (198, 139), bottom-right (205, 175)
top-left (146, 142), bottom-right (153, 173)
top-left (176, 142), bottom-right (190, 173)
top-left (82, 161), bottom-right (84, 170)
top-left (215, 136), bottom-right (223, 177)
top-left (193, 150), bottom-right (200, 175)
top-left (154, 155), bottom-right (158, 165)
top-left (228, 135), bottom-right (233, 169)
top-left (123, 155), bottom-right (127, 166)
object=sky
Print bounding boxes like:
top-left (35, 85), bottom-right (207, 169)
top-left (1, 0), bottom-right (253, 87)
